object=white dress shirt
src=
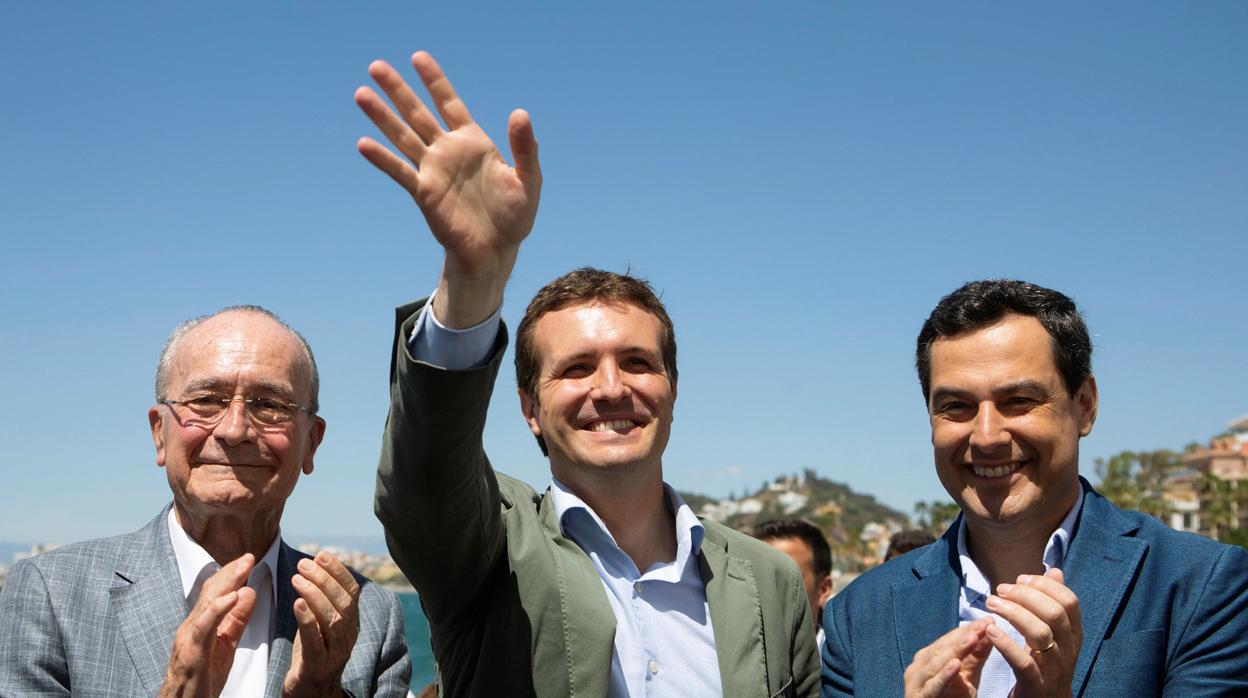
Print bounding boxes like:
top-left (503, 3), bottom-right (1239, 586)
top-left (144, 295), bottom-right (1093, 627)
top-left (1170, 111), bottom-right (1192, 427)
top-left (167, 509), bottom-right (281, 698)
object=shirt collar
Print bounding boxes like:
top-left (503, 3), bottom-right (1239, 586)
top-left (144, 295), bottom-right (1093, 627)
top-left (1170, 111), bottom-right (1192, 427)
top-left (167, 508), bottom-right (282, 608)
top-left (956, 489), bottom-right (1083, 601)
top-left (548, 478), bottom-right (706, 566)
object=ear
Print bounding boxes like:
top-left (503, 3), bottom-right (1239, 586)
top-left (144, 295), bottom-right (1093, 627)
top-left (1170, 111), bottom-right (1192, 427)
top-left (301, 416), bottom-right (327, 475)
top-left (519, 389), bottom-right (543, 438)
top-left (817, 574), bottom-right (834, 609)
top-left (1075, 375), bottom-right (1098, 437)
top-left (148, 406), bottom-right (167, 467)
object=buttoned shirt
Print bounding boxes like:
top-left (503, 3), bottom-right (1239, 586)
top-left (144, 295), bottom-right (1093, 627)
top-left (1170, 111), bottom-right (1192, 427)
top-left (550, 479), bottom-right (722, 697)
top-left (956, 494), bottom-right (1083, 697)
top-left (167, 510), bottom-right (281, 698)
top-left (409, 297), bottom-right (724, 696)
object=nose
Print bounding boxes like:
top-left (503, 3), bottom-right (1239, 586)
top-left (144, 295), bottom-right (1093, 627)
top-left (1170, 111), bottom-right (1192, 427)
top-left (588, 361), bottom-right (631, 402)
top-left (212, 396), bottom-right (256, 446)
top-left (969, 402), bottom-right (1010, 452)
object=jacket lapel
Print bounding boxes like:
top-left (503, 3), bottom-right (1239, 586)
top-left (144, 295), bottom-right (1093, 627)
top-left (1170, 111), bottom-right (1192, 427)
top-left (532, 488), bottom-right (616, 697)
top-left (112, 506), bottom-right (188, 695)
top-left (1064, 481), bottom-right (1146, 696)
top-left (265, 543), bottom-right (299, 698)
top-left (894, 526), bottom-right (962, 671)
top-left (700, 527), bottom-right (768, 694)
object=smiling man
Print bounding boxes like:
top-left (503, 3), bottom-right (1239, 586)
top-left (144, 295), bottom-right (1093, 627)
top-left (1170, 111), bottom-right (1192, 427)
top-left (358, 52), bottom-right (817, 696)
top-left (0, 307), bottom-right (411, 697)
top-left (821, 280), bottom-right (1248, 696)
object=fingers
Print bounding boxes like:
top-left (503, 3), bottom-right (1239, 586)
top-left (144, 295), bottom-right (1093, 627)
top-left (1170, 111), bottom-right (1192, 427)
top-left (411, 51), bottom-right (475, 130)
top-left (194, 554), bottom-right (254, 615)
top-left (217, 586), bottom-right (256, 648)
top-left (356, 136), bottom-right (421, 195)
top-left (508, 109), bottom-right (541, 185)
top-left (354, 85), bottom-right (428, 164)
top-left (990, 572), bottom-right (1080, 654)
top-left (291, 553), bottom-right (361, 660)
top-left (903, 619), bottom-right (991, 697)
top-left (368, 60), bottom-right (443, 145)
top-left (987, 568), bottom-right (1082, 692)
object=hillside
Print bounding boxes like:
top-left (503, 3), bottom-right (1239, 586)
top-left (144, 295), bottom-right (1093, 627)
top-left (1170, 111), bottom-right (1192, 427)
top-left (682, 468), bottom-right (911, 571)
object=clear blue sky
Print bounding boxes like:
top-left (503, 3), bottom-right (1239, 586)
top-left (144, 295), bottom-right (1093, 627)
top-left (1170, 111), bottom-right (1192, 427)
top-left (2, 2), bottom-right (1245, 545)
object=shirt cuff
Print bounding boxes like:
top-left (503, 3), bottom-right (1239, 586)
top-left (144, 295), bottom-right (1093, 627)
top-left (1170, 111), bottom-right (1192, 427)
top-left (407, 289), bottom-right (502, 370)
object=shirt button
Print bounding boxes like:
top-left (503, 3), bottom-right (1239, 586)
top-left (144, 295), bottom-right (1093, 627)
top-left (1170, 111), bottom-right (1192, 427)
top-left (633, 581), bottom-right (643, 594)
top-left (648, 659), bottom-right (659, 674)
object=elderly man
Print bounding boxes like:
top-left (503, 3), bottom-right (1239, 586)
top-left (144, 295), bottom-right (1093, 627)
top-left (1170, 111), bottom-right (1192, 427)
top-left (355, 52), bottom-right (817, 696)
top-left (0, 306), bottom-right (411, 697)
top-left (822, 280), bottom-right (1248, 696)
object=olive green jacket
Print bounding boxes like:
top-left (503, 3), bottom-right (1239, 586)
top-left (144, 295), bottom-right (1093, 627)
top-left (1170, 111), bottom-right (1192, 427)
top-left (376, 300), bottom-right (818, 697)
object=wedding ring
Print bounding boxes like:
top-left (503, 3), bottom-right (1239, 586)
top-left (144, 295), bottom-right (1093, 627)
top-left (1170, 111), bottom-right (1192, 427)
top-left (1031, 638), bottom-right (1057, 654)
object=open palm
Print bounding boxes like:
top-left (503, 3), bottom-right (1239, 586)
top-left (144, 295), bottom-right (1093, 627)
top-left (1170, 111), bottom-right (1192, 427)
top-left (355, 52), bottom-right (541, 276)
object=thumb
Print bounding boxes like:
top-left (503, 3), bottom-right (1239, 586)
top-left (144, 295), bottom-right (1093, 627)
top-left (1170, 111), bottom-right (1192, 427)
top-left (508, 109), bottom-right (541, 185)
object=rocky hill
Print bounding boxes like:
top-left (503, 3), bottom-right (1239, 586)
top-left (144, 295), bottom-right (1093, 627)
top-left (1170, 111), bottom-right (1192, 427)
top-left (682, 468), bottom-right (911, 571)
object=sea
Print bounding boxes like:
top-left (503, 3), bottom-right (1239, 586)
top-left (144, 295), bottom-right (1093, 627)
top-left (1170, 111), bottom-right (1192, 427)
top-left (398, 592), bottom-right (436, 690)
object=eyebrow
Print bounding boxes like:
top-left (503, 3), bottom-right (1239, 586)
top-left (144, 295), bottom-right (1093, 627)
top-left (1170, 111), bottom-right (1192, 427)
top-left (930, 380), bottom-right (1050, 404)
top-left (179, 377), bottom-right (296, 398)
top-left (549, 347), bottom-right (662, 367)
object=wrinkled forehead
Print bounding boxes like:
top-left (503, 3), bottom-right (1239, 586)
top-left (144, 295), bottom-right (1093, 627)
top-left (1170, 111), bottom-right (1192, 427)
top-left (169, 312), bottom-right (310, 395)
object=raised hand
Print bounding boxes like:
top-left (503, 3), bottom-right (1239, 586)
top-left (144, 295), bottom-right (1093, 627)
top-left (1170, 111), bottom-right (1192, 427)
top-left (984, 567), bottom-right (1081, 697)
top-left (355, 51), bottom-right (542, 327)
top-left (159, 554), bottom-right (257, 698)
top-left (282, 552), bottom-right (361, 698)
top-left (904, 618), bottom-right (994, 698)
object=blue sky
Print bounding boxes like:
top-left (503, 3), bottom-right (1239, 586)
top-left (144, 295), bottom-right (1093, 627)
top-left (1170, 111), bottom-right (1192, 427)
top-left (2, 2), bottom-right (1245, 545)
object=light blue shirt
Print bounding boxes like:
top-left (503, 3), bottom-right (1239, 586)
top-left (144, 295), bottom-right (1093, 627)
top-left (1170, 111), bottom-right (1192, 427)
top-left (550, 480), bottom-right (721, 697)
top-left (957, 493), bottom-right (1083, 697)
top-left (408, 296), bottom-right (723, 696)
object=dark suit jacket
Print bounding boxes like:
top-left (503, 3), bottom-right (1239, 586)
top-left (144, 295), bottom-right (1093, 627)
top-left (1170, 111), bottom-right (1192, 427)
top-left (0, 506), bottom-right (412, 697)
top-left (376, 299), bottom-right (819, 697)
top-left (821, 478), bottom-right (1248, 696)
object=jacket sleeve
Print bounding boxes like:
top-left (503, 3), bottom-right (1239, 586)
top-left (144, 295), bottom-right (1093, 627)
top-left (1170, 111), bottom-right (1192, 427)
top-left (789, 566), bottom-right (820, 698)
top-left (0, 558), bottom-right (71, 696)
top-left (365, 586), bottom-right (414, 698)
top-left (374, 298), bottom-right (510, 629)
top-left (1163, 543), bottom-right (1248, 696)
top-left (820, 593), bottom-right (854, 697)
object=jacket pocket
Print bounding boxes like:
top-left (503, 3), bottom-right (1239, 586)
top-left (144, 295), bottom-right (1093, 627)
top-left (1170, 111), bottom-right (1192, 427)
top-left (768, 675), bottom-right (794, 698)
top-left (1085, 628), bottom-right (1164, 695)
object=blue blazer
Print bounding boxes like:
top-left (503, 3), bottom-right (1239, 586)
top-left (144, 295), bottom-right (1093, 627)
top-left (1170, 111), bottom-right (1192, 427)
top-left (822, 478), bottom-right (1248, 696)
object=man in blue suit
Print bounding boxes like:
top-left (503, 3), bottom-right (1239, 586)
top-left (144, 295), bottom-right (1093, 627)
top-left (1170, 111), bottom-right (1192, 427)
top-left (822, 280), bottom-right (1248, 697)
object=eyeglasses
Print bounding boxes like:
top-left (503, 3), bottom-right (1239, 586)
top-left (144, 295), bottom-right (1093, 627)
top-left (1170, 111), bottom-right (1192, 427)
top-left (159, 394), bottom-right (316, 427)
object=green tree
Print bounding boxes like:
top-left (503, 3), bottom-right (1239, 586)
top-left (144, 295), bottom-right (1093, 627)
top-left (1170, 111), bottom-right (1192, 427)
top-left (1094, 449), bottom-right (1183, 520)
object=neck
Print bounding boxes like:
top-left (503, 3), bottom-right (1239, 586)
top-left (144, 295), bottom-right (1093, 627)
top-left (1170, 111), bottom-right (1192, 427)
top-left (964, 484), bottom-right (1079, 588)
top-left (557, 465), bottom-right (676, 571)
top-left (173, 502), bottom-right (281, 565)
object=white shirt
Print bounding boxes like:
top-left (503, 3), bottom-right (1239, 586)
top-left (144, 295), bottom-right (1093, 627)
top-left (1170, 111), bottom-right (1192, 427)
top-left (956, 494), bottom-right (1083, 697)
top-left (167, 509), bottom-right (281, 698)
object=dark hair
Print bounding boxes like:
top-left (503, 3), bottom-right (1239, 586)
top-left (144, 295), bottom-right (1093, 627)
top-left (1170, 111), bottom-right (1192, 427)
top-left (915, 279), bottom-right (1092, 401)
top-left (752, 519), bottom-right (832, 579)
top-left (515, 267), bottom-right (677, 456)
top-left (884, 529), bottom-right (937, 561)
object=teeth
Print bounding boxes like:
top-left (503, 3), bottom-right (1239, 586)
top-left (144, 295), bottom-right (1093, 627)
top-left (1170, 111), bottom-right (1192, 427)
top-left (590, 419), bottom-right (634, 432)
top-left (971, 462), bottom-right (1021, 478)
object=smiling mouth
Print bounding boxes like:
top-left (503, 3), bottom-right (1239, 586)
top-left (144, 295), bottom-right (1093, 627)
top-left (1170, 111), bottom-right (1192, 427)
top-left (970, 461), bottom-right (1025, 478)
top-left (585, 419), bottom-right (638, 432)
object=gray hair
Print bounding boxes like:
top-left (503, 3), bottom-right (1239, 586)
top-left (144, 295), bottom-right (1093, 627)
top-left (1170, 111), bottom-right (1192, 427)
top-left (155, 305), bottom-right (320, 413)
